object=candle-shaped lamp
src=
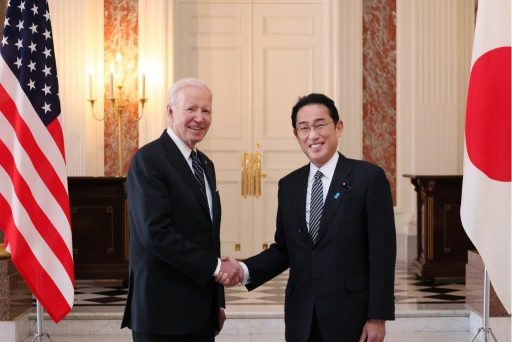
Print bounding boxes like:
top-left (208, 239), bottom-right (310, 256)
top-left (109, 63), bottom-right (115, 99)
top-left (88, 72), bottom-right (93, 100)
top-left (142, 74), bottom-right (146, 99)
top-left (86, 67), bottom-right (103, 120)
top-left (137, 69), bottom-right (148, 121)
top-left (110, 72), bottom-right (114, 98)
top-left (115, 53), bottom-right (123, 87)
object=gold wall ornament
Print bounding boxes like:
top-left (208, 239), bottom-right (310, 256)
top-left (86, 56), bottom-right (148, 176)
top-left (0, 242), bottom-right (11, 259)
top-left (241, 145), bottom-right (263, 198)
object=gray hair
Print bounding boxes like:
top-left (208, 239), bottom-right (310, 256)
top-left (167, 78), bottom-right (211, 108)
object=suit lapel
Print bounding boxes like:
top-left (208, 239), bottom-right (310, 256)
top-left (292, 166), bottom-right (314, 247)
top-left (315, 153), bottom-right (352, 245)
top-left (200, 150), bottom-right (218, 223)
top-left (160, 132), bottom-right (211, 218)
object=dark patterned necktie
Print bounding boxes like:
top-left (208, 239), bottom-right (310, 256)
top-left (190, 150), bottom-right (207, 201)
top-left (309, 170), bottom-right (324, 243)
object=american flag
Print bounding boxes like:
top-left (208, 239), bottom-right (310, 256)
top-left (0, 0), bottom-right (74, 322)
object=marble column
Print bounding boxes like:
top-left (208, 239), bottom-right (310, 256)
top-left (104, 0), bottom-right (139, 176)
top-left (363, 0), bottom-right (397, 203)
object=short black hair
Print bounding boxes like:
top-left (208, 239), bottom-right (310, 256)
top-left (291, 93), bottom-right (339, 129)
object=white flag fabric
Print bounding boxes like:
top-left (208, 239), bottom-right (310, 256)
top-left (461, 0), bottom-right (511, 313)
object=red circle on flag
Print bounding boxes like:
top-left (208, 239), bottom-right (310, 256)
top-left (466, 46), bottom-right (511, 182)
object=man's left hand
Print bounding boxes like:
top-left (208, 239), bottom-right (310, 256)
top-left (214, 309), bottom-right (226, 336)
top-left (359, 319), bottom-right (385, 342)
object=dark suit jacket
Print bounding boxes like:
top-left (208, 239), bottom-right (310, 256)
top-left (244, 153), bottom-right (396, 342)
top-left (121, 131), bottom-right (224, 335)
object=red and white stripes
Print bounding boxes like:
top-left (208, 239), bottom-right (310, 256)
top-left (0, 56), bottom-right (74, 323)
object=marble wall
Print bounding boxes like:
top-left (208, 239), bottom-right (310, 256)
top-left (104, 0), bottom-right (139, 176)
top-left (362, 0), bottom-right (397, 202)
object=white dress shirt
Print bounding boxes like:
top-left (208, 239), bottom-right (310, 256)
top-left (240, 152), bottom-right (340, 285)
top-left (305, 153), bottom-right (338, 233)
top-left (166, 128), bottom-right (213, 218)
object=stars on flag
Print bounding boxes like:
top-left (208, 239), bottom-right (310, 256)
top-left (43, 28), bottom-right (51, 40)
top-left (41, 101), bottom-right (51, 113)
top-left (1, 0), bottom-right (60, 121)
top-left (27, 59), bottom-right (35, 71)
top-left (29, 22), bottom-right (37, 33)
top-left (30, 4), bottom-right (38, 16)
top-left (27, 78), bottom-right (35, 90)
top-left (28, 41), bottom-right (36, 52)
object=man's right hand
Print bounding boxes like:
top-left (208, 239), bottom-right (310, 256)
top-left (215, 256), bottom-right (243, 287)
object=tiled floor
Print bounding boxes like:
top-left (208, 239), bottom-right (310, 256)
top-left (23, 267), bottom-right (481, 342)
top-left (39, 267), bottom-right (466, 307)
top-left (225, 268), bottom-right (466, 306)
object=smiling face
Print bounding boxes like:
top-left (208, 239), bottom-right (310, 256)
top-left (167, 85), bottom-right (212, 149)
top-left (293, 103), bottom-right (343, 168)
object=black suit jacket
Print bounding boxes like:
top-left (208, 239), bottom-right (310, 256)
top-left (244, 153), bottom-right (396, 342)
top-left (121, 131), bottom-right (224, 335)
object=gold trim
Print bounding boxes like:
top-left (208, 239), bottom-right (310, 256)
top-left (0, 242), bottom-right (11, 259)
top-left (241, 144), bottom-right (263, 198)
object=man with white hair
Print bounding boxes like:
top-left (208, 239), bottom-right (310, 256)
top-left (122, 78), bottom-right (240, 341)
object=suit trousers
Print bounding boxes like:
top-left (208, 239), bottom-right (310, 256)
top-left (308, 309), bottom-right (324, 342)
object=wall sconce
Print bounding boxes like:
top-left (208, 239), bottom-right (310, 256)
top-left (86, 67), bottom-right (102, 121)
top-left (87, 59), bottom-right (148, 120)
top-left (242, 144), bottom-right (265, 198)
top-left (86, 55), bottom-right (148, 176)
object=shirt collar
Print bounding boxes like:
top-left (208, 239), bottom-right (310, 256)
top-left (308, 152), bottom-right (339, 182)
top-left (166, 127), bottom-right (194, 160)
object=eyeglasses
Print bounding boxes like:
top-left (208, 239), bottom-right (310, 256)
top-left (296, 120), bottom-right (334, 136)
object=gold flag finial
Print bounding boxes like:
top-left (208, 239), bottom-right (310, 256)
top-left (0, 242), bottom-right (11, 259)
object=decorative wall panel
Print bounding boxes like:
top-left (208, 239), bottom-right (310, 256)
top-left (104, 0), bottom-right (138, 176)
top-left (363, 0), bottom-right (397, 202)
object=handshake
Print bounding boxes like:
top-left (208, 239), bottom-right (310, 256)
top-left (215, 256), bottom-right (244, 288)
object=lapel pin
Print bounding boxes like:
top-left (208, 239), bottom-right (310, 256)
top-left (341, 181), bottom-right (352, 191)
top-left (334, 192), bottom-right (341, 199)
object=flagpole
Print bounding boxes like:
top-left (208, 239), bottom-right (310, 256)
top-left (31, 300), bottom-right (53, 342)
top-left (470, 268), bottom-right (498, 342)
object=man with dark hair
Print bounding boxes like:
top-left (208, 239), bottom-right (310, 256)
top-left (219, 93), bottom-right (396, 342)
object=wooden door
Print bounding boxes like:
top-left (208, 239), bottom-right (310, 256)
top-left (174, 0), bottom-right (331, 257)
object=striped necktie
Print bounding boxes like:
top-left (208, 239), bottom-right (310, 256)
top-left (190, 150), bottom-right (207, 201)
top-left (309, 170), bottom-right (324, 243)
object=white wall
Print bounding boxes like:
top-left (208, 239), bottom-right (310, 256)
top-left (396, 0), bottom-right (475, 261)
top-left (49, 0), bottom-right (104, 176)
